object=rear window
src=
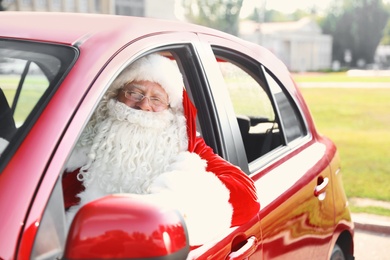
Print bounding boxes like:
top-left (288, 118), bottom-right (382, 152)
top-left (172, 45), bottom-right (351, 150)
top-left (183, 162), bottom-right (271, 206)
top-left (0, 39), bottom-right (78, 163)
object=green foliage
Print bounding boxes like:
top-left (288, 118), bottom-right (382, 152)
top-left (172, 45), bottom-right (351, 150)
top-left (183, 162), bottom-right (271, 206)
top-left (382, 3), bottom-right (390, 44)
top-left (181, 0), bottom-right (243, 35)
top-left (247, 9), bottom-right (310, 23)
top-left (381, 19), bottom-right (390, 45)
top-left (293, 73), bottom-right (390, 82)
top-left (319, 0), bottom-right (389, 66)
top-left (264, 10), bottom-right (292, 22)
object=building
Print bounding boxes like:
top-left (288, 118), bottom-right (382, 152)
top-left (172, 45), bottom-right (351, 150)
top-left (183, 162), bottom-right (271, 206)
top-left (375, 45), bottom-right (390, 69)
top-left (2, 0), bottom-right (177, 20)
top-left (239, 17), bottom-right (333, 72)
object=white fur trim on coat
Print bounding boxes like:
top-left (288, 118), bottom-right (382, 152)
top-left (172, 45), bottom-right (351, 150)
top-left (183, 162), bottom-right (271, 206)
top-left (148, 152), bottom-right (233, 246)
top-left (65, 145), bottom-right (90, 172)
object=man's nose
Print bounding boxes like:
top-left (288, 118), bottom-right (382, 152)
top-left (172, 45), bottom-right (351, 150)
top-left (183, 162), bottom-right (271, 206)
top-left (136, 97), bottom-right (152, 111)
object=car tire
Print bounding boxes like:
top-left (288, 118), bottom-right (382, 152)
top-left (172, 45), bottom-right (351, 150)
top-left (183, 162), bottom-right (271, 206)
top-left (330, 244), bottom-right (345, 260)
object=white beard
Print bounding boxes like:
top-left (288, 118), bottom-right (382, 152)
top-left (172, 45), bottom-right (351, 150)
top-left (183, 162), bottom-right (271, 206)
top-left (71, 99), bottom-right (188, 195)
top-left (66, 99), bottom-right (233, 246)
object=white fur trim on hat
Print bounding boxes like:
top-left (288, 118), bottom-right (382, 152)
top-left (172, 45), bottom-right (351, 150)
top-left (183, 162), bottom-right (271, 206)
top-left (111, 54), bottom-right (184, 109)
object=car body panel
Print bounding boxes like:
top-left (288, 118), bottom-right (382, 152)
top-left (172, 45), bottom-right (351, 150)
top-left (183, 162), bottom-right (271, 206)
top-left (0, 12), bottom-right (353, 260)
top-left (256, 141), bottom-right (335, 259)
top-left (195, 33), bottom-right (341, 258)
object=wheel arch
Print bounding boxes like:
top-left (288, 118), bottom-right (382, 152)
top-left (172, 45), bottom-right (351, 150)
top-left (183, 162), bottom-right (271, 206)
top-left (335, 230), bottom-right (354, 260)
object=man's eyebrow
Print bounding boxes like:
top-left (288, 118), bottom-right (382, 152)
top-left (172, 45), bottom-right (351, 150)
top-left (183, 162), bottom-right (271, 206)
top-left (151, 90), bottom-right (166, 99)
top-left (126, 83), bottom-right (166, 99)
top-left (126, 83), bottom-right (144, 92)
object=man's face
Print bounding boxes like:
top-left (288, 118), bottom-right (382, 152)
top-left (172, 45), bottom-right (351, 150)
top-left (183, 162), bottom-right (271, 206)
top-left (117, 80), bottom-right (170, 112)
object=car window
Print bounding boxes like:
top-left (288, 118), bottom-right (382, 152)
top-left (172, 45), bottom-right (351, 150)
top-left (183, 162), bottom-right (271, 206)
top-left (214, 55), bottom-right (282, 162)
top-left (212, 49), bottom-right (307, 163)
top-left (263, 68), bottom-right (307, 143)
top-left (1, 58), bottom-right (50, 124)
top-left (0, 40), bottom-right (77, 161)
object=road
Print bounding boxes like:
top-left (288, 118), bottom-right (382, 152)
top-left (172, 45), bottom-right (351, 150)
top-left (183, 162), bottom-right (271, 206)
top-left (354, 229), bottom-right (390, 260)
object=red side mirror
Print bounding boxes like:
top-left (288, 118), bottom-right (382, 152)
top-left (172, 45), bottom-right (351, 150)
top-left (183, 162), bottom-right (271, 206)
top-left (64, 195), bottom-right (189, 259)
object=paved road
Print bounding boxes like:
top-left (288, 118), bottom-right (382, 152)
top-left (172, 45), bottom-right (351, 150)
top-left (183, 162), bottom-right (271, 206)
top-left (354, 229), bottom-right (390, 260)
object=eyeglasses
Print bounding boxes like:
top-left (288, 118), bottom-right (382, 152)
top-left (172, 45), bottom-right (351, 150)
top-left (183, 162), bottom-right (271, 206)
top-left (121, 89), bottom-right (170, 110)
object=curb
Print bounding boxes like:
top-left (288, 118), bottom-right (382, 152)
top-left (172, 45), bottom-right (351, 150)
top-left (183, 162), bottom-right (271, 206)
top-left (352, 213), bottom-right (390, 235)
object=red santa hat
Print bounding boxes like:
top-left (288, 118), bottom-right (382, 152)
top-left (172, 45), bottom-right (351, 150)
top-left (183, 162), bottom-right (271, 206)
top-left (111, 54), bottom-right (184, 109)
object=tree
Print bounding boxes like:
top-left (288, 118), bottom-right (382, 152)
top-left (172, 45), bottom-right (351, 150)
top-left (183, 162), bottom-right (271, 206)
top-left (181, 0), bottom-right (243, 36)
top-left (319, 0), bottom-right (389, 67)
top-left (0, 0), bottom-right (5, 11)
top-left (380, 3), bottom-right (390, 45)
top-left (381, 20), bottom-right (390, 45)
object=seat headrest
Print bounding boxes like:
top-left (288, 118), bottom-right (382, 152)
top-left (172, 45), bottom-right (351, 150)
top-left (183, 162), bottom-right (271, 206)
top-left (236, 115), bottom-right (250, 134)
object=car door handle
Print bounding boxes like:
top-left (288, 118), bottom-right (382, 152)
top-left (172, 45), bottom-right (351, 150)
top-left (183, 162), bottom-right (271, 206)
top-left (314, 177), bottom-right (329, 197)
top-left (226, 236), bottom-right (258, 260)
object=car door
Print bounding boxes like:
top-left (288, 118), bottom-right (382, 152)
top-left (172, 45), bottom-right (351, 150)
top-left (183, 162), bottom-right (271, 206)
top-left (196, 34), bottom-right (336, 259)
top-left (12, 33), bottom-right (196, 259)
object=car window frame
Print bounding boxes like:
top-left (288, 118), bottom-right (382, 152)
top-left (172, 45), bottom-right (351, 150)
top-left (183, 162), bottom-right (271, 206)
top-left (208, 46), bottom-right (291, 164)
top-left (261, 66), bottom-right (308, 144)
top-left (192, 37), bottom-right (312, 175)
top-left (170, 46), bottom-right (225, 156)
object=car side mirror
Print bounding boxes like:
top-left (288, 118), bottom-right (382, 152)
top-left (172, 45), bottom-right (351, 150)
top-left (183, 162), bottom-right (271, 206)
top-left (64, 195), bottom-right (190, 259)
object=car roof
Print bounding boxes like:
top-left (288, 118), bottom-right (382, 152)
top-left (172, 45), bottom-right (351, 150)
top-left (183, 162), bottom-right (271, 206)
top-left (0, 12), bottom-right (298, 103)
top-left (0, 12), bottom-right (233, 47)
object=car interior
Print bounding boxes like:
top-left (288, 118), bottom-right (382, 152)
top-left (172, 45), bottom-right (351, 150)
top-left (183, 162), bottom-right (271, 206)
top-left (236, 114), bottom-right (281, 162)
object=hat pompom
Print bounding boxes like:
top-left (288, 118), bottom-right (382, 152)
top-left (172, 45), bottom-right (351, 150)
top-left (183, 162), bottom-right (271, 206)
top-left (111, 54), bottom-right (184, 109)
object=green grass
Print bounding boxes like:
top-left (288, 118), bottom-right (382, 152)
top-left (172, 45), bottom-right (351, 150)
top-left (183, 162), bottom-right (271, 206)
top-left (349, 206), bottom-right (390, 217)
top-left (1, 75), bottom-right (49, 123)
top-left (294, 74), bottom-right (390, 216)
top-left (293, 71), bottom-right (390, 83)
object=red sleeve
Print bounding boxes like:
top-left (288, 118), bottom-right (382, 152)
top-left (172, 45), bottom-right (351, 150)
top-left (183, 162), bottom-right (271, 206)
top-left (62, 169), bottom-right (85, 210)
top-left (192, 137), bottom-right (260, 227)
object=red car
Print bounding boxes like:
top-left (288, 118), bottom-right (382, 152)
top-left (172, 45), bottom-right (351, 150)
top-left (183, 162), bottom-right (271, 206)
top-left (0, 12), bottom-right (354, 260)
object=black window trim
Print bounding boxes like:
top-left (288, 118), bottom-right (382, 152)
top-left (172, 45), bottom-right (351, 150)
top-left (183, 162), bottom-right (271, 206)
top-left (262, 66), bottom-right (309, 143)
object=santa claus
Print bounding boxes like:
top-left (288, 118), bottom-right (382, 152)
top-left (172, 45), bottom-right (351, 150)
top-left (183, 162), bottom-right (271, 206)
top-left (62, 53), bottom-right (260, 246)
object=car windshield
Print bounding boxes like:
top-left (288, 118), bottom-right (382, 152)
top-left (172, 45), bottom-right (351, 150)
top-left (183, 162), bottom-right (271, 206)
top-left (0, 39), bottom-right (77, 162)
